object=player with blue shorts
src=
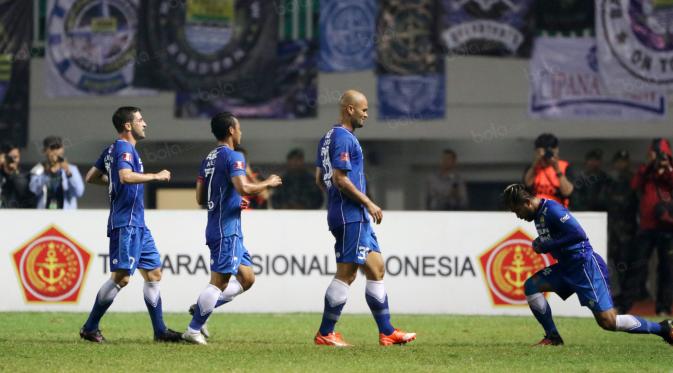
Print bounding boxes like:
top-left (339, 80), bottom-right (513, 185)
top-left (502, 183), bottom-right (673, 346)
top-left (182, 112), bottom-right (282, 345)
top-left (313, 90), bottom-right (416, 347)
top-left (80, 106), bottom-right (182, 343)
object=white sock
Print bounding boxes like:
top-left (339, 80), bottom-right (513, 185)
top-left (616, 315), bottom-right (641, 331)
top-left (365, 280), bottom-right (387, 303)
top-left (188, 284), bottom-right (222, 334)
top-left (325, 278), bottom-right (349, 307)
top-left (98, 279), bottom-right (121, 304)
top-left (219, 277), bottom-right (244, 303)
top-left (526, 293), bottom-right (548, 314)
top-left (143, 281), bottom-right (161, 307)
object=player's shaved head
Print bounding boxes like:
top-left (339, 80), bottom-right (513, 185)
top-left (339, 90), bottom-right (368, 130)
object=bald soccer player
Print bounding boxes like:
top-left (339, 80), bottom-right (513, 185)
top-left (313, 90), bottom-right (416, 347)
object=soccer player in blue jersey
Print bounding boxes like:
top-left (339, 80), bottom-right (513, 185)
top-left (313, 90), bottom-right (416, 347)
top-left (79, 107), bottom-right (182, 343)
top-left (182, 112), bottom-right (282, 345)
top-left (502, 183), bottom-right (673, 346)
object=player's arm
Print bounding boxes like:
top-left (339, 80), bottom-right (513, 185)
top-left (195, 178), bottom-right (206, 206)
top-left (232, 174), bottom-right (282, 196)
top-left (315, 167), bottom-right (325, 193)
top-left (85, 166), bottom-right (109, 186)
top-left (538, 207), bottom-right (587, 252)
top-left (119, 168), bottom-right (170, 184)
top-left (332, 169), bottom-right (382, 224)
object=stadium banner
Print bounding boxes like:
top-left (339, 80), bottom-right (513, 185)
top-left (441, 0), bottom-right (534, 57)
top-left (44, 0), bottom-right (152, 97)
top-left (534, 0), bottom-right (594, 37)
top-left (318, 0), bottom-right (376, 72)
top-left (133, 0), bottom-right (277, 94)
top-left (0, 0), bottom-right (32, 147)
top-left (0, 210), bottom-right (606, 317)
top-left (596, 0), bottom-right (673, 94)
top-left (377, 0), bottom-right (445, 120)
top-left (529, 37), bottom-right (666, 120)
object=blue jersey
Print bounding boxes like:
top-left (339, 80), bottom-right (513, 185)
top-left (316, 125), bottom-right (368, 230)
top-left (534, 199), bottom-right (592, 265)
top-left (199, 145), bottom-right (247, 244)
top-left (94, 140), bottom-right (145, 235)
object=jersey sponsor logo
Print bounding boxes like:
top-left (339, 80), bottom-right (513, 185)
top-left (560, 214), bottom-right (570, 223)
top-left (234, 161), bottom-right (245, 170)
top-left (47, 0), bottom-right (139, 94)
top-left (339, 152), bottom-right (350, 162)
top-left (11, 225), bottom-right (92, 303)
top-left (479, 229), bottom-right (555, 306)
top-left (121, 152), bottom-right (132, 162)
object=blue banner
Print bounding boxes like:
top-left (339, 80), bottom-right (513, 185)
top-left (378, 74), bottom-right (445, 120)
top-left (319, 0), bottom-right (376, 72)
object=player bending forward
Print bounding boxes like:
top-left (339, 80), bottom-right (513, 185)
top-left (313, 90), bottom-right (416, 347)
top-left (183, 112), bottom-right (282, 345)
top-left (502, 183), bottom-right (673, 346)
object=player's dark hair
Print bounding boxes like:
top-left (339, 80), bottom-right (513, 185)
top-left (501, 184), bottom-right (534, 210)
top-left (211, 112), bottom-right (237, 141)
top-left (112, 107), bottom-right (141, 133)
top-left (534, 133), bottom-right (559, 149)
top-left (287, 148), bottom-right (304, 160)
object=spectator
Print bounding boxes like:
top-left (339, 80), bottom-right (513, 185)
top-left (29, 136), bottom-right (85, 209)
top-left (604, 150), bottom-right (638, 297)
top-left (618, 139), bottom-right (673, 316)
top-left (523, 133), bottom-right (574, 206)
top-left (237, 147), bottom-right (268, 209)
top-left (426, 149), bottom-right (469, 210)
top-left (271, 148), bottom-right (323, 209)
top-left (0, 143), bottom-right (35, 208)
top-left (571, 149), bottom-right (610, 211)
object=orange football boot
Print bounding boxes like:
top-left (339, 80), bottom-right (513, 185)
top-left (379, 329), bottom-right (416, 346)
top-left (314, 331), bottom-right (351, 347)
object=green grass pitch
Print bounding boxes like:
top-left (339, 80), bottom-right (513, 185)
top-left (1, 312), bottom-right (672, 372)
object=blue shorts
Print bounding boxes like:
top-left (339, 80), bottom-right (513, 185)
top-left (207, 235), bottom-right (252, 275)
top-left (109, 226), bottom-right (161, 275)
top-left (330, 222), bottom-right (381, 265)
top-left (531, 252), bottom-right (613, 313)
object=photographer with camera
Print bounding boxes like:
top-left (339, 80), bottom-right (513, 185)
top-left (0, 143), bottom-right (35, 208)
top-left (29, 136), bottom-right (85, 209)
top-left (523, 133), bottom-right (574, 207)
top-left (617, 138), bottom-right (673, 316)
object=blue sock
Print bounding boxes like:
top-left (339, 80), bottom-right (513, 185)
top-left (143, 282), bottom-right (166, 336)
top-left (189, 303), bottom-right (213, 331)
top-left (318, 279), bottom-right (349, 335)
top-left (214, 298), bottom-right (230, 308)
top-left (83, 279), bottom-right (120, 332)
top-left (189, 285), bottom-right (220, 332)
top-left (365, 280), bottom-right (395, 336)
top-left (527, 293), bottom-right (559, 336)
top-left (616, 315), bottom-right (663, 334)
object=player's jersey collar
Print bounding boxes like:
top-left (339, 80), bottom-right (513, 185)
top-left (536, 199), bottom-right (548, 219)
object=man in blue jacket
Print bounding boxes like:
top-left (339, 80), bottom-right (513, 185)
top-left (30, 136), bottom-right (84, 209)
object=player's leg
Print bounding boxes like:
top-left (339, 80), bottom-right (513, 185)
top-left (215, 248), bottom-right (255, 307)
top-left (137, 228), bottom-right (181, 342)
top-left (315, 224), bottom-right (358, 346)
top-left (524, 265), bottom-right (566, 345)
top-left (361, 225), bottom-right (415, 346)
top-left (80, 227), bottom-right (135, 342)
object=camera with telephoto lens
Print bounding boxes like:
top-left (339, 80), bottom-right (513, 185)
top-left (5, 154), bottom-right (16, 164)
top-left (544, 147), bottom-right (554, 160)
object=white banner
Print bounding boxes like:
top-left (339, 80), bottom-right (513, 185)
top-left (530, 37), bottom-right (666, 120)
top-left (596, 0), bottom-right (673, 94)
top-left (0, 210), bottom-right (606, 316)
top-left (45, 0), bottom-right (153, 97)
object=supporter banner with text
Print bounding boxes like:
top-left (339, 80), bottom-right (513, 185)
top-left (596, 0), bottom-right (673, 94)
top-left (0, 0), bottom-right (31, 147)
top-left (441, 0), bottom-right (534, 57)
top-left (44, 0), bottom-right (151, 97)
top-left (377, 0), bottom-right (445, 120)
top-left (319, 0), bottom-right (376, 72)
top-left (530, 37), bottom-right (666, 120)
top-left (534, 0), bottom-right (594, 37)
top-left (0, 210), bottom-right (606, 317)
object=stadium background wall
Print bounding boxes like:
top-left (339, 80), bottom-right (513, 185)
top-left (1, 210), bottom-right (606, 316)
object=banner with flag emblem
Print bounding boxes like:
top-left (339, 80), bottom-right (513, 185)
top-left (319, 0), bottom-right (376, 72)
top-left (0, 0), bottom-right (32, 147)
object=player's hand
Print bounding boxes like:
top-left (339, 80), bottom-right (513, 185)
top-left (366, 201), bottom-right (383, 224)
top-left (155, 169), bottom-right (171, 182)
top-left (265, 174), bottom-right (282, 188)
top-left (532, 238), bottom-right (543, 254)
top-left (240, 197), bottom-right (250, 210)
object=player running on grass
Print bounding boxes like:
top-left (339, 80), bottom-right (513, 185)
top-left (502, 183), bottom-right (673, 346)
top-left (80, 106), bottom-right (182, 343)
top-left (182, 112), bottom-right (282, 345)
top-left (313, 90), bottom-right (416, 347)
